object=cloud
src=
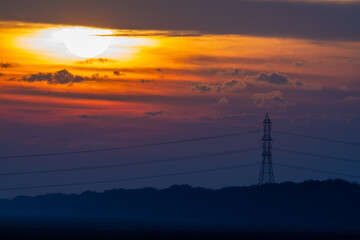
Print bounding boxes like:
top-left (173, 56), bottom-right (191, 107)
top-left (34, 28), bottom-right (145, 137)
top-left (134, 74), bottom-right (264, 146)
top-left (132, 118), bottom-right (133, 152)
top-left (252, 91), bottom-right (288, 107)
top-left (77, 114), bottom-right (118, 120)
top-left (140, 79), bottom-right (156, 83)
top-left (78, 115), bottom-right (100, 119)
top-left (344, 58), bottom-right (360, 65)
top-left (186, 56), bottom-right (270, 66)
top-left (102, 30), bottom-right (201, 37)
top-left (144, 111), bottom-right (169, 116)
top-left (0, 62), bottom-right (16, 68)
top-left (293, 61), bottom-right (306, 67)
top-left (218, 97), bottom-right (229, 105)
top-left (246, 71), bottom-right (318, 90)
top-left (0, 73), bottom-right (3, 77)
top-left (113, 71), bottom-right (125, 76)
top-left (191, 79), bottom-right (246, 93)
top-left (21, 69), bottom-right (87, 84)
top-left (224, 79), bottom-right (244, 88)
top-left (343, 96), bottom-right (360, 102)
top-left (292, 59), bottom-right (322, 67)
top-left (76, 58), bottom-right (117, 64)
top-left (187, 81), bottom-right (202, 86)
top-left (2, 0), bottom-right (360, 40)
top-left (295, 81), bottom-right (303, 86)
top-left (192, 85), bottom-right (212, 93)
top-left (254, 72), bottom-right (289, 85)
top-left (215, 68), bottom-right (243, 77)
top-left (217, 79), bottom-right (246, 92)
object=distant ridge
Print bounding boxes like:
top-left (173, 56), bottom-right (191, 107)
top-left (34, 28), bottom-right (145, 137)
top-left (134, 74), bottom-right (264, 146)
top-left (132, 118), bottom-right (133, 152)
top-left (0, 179), bottom-right (359, 231)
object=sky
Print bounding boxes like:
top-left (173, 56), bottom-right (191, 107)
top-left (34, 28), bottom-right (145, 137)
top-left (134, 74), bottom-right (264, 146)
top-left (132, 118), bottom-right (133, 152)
top-left (0, 0), bottom-right (360, 198)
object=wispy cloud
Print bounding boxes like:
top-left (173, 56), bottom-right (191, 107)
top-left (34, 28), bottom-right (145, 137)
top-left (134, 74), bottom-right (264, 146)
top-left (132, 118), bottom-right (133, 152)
top-left (101, 30), bottom-right (201, 37)
top-left (343, 96), bottom-right (360, 102)
top-left (252, 91), bottom-right (289, 108)
top-left (144, 111), bottom-right (170, 117)
top-left (76, 58), bottom-right (117, 65)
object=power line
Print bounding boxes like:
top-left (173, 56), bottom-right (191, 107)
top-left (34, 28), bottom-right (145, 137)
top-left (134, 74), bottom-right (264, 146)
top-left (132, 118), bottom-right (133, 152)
top-left (273, 130), bottom-right (360, 146)
top-left (274, 163), bottom-right (360, 179)
top-left (0, 130), bottom-right (261, 160)
top-left (0, 162), bottom-right (259, 192)
top-left (0, 147), bottom-right (259, 177)
top-left (273, 147), bottom-right (360, 164)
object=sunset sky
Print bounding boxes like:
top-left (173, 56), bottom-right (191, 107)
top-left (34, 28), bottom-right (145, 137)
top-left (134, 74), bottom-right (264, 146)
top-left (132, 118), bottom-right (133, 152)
top-left (0, 0), bottom-right (360, 198)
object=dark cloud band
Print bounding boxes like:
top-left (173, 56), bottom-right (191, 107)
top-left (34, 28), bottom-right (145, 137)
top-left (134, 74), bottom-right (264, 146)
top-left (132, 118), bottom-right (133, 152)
top-left (1, 0), bottom-right (360, 40)
top-left (21, 69), bottom-right (86, 84)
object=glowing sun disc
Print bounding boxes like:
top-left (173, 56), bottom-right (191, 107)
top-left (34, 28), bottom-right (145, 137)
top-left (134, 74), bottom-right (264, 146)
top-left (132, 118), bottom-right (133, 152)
top-left (54, 27), bottom-right (112, 58)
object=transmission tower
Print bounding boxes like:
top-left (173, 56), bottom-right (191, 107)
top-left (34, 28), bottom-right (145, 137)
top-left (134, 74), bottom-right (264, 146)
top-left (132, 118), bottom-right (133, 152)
top-left (258, 113), bottom-right (275, 185)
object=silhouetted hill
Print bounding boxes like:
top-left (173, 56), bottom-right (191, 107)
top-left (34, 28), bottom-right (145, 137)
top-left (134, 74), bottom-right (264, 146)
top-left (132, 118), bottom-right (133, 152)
top-left (0, 179), bottom-right (359, 231)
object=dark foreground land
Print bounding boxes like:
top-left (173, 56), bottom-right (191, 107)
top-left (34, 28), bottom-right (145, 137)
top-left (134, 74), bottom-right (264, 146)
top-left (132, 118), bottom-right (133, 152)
top-left (0, 179), bottom-right (359, 239)
top-left (0, 228), bottom-right (360, 240)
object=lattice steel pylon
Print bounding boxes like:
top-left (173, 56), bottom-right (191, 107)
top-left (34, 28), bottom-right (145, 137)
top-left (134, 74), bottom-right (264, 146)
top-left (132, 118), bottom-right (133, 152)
top-left (258, 113), bottom-right (275, 185)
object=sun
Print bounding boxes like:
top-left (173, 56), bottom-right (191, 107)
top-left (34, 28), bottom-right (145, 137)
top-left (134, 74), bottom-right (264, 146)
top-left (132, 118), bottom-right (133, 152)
top-left (53, 27), bottom-right (113, 58)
